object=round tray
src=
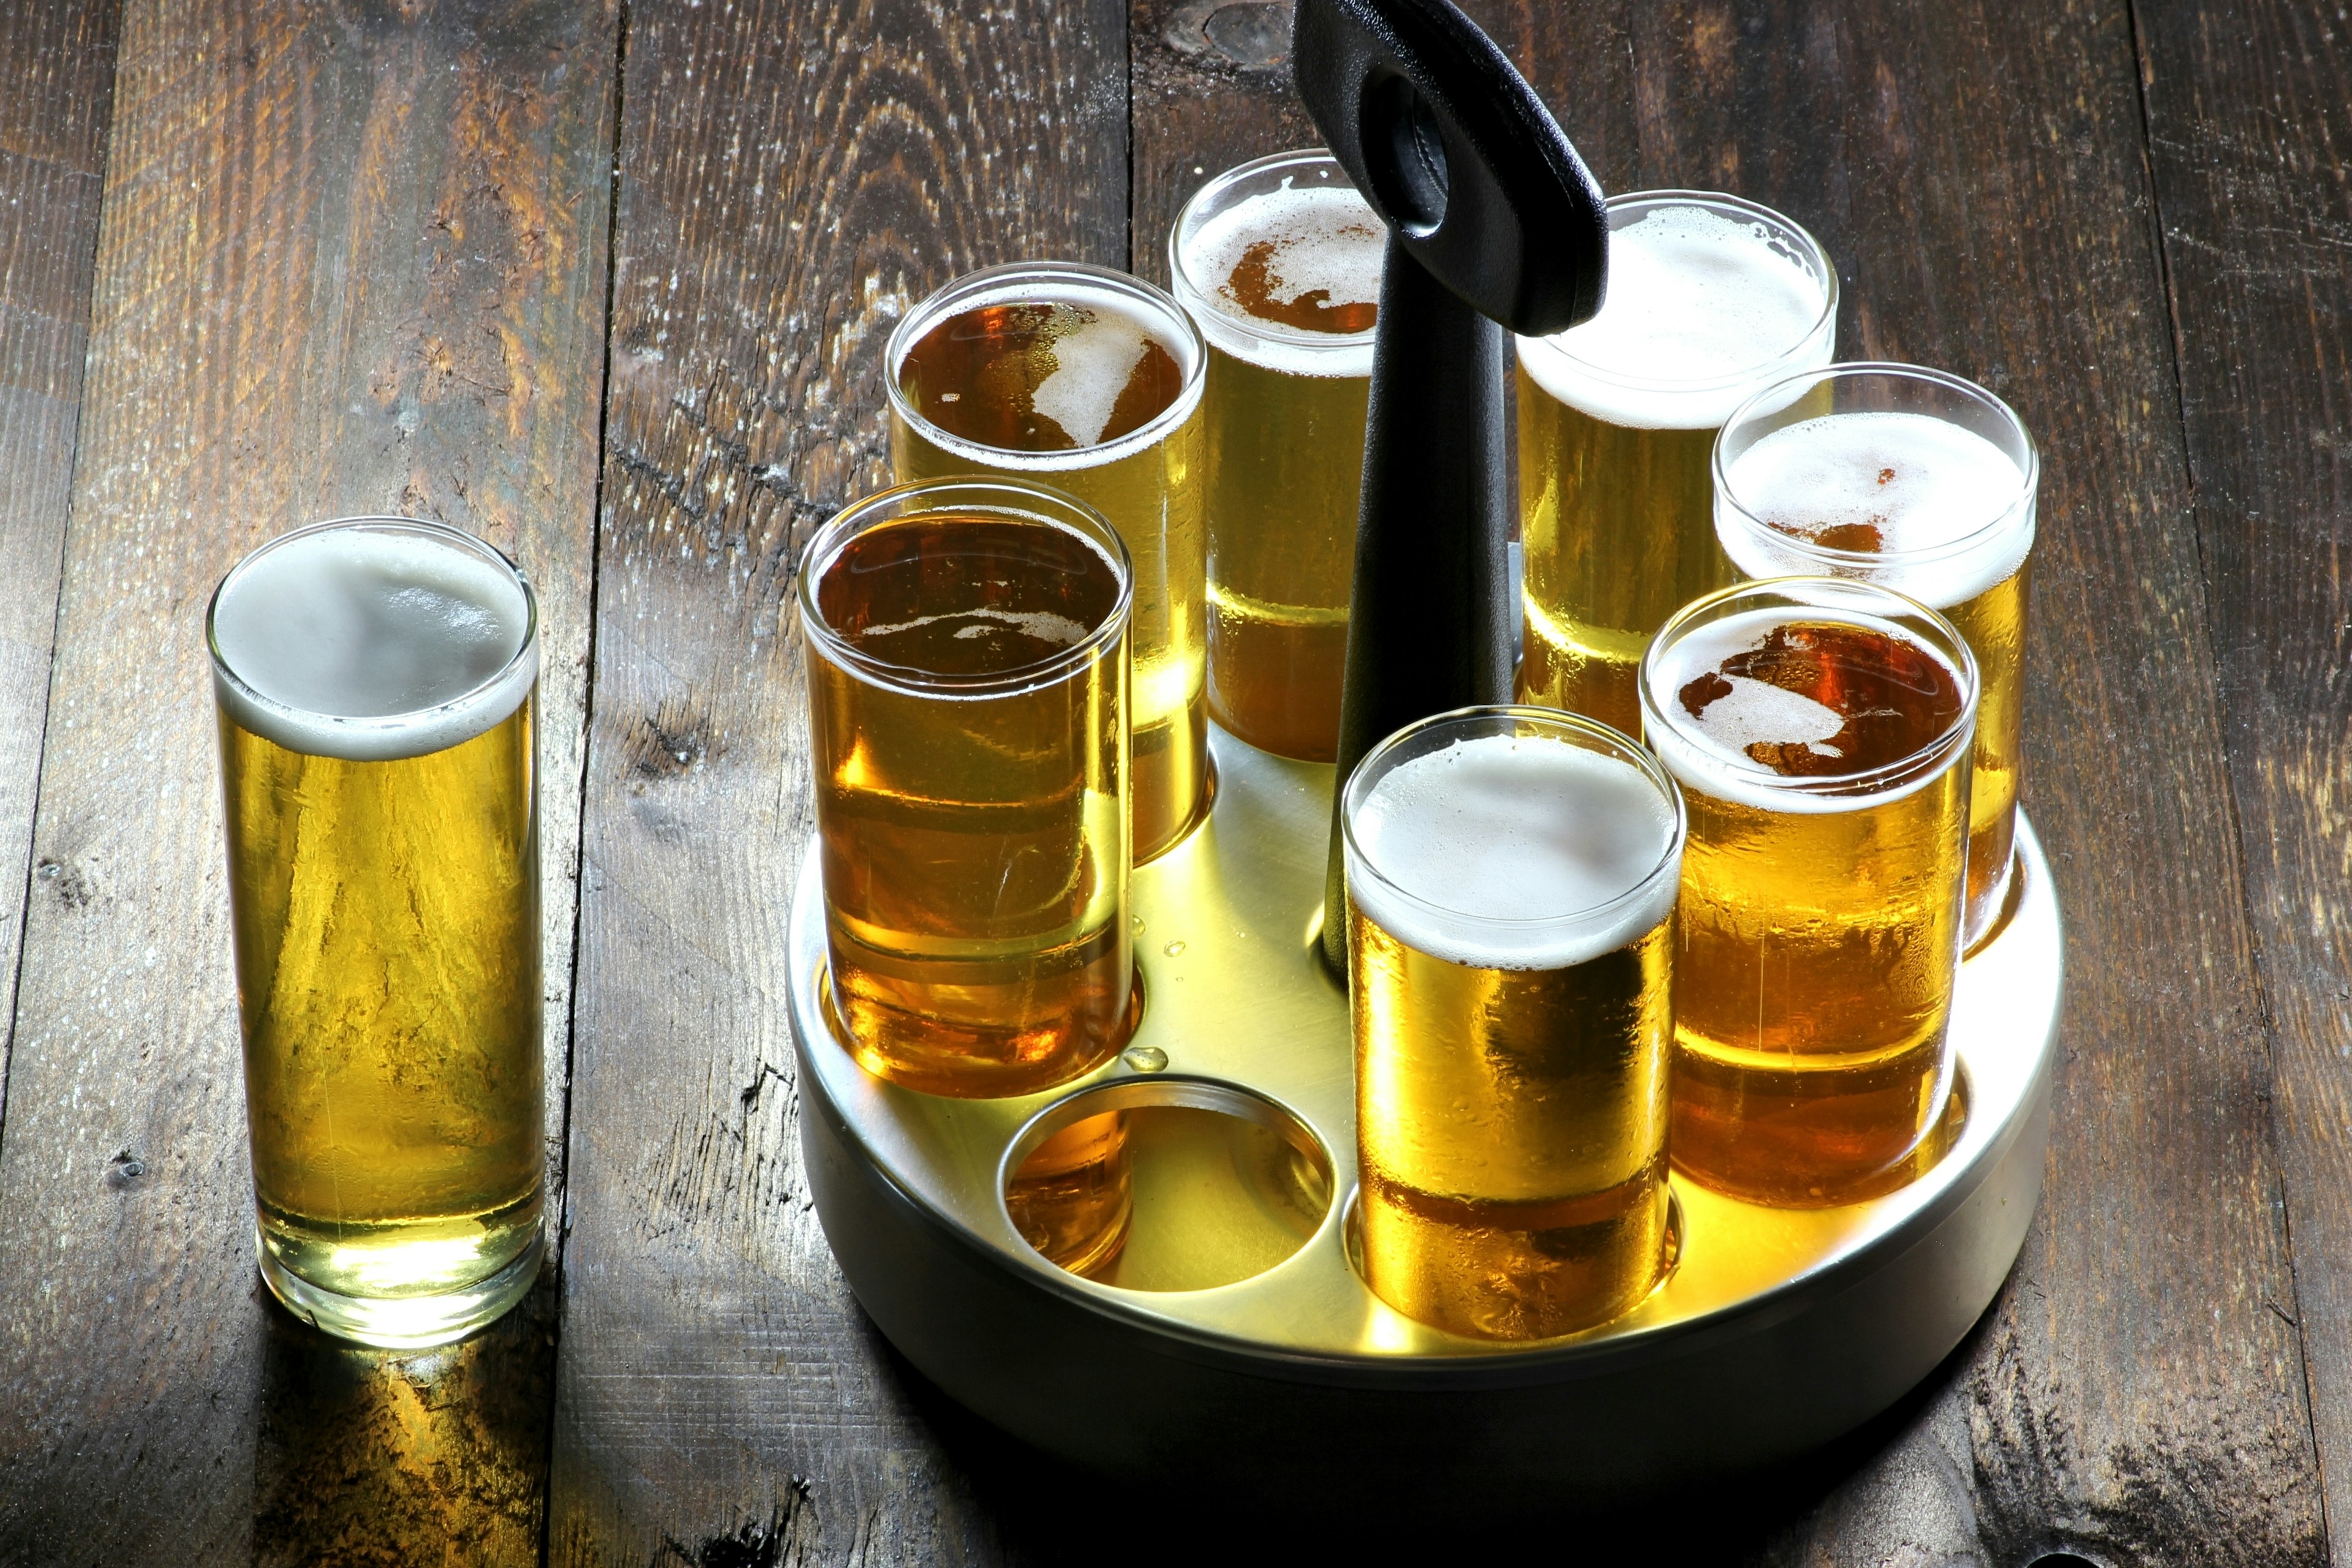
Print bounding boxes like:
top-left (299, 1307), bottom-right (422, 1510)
top-left (790, 728), bottom-right (2062, 1506)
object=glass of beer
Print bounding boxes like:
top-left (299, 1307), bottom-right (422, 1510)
top-left (799, 478), bottom-right (1136, 1098)
top-left (1714, 363), bottom-right (2038, 950)
top-left (1343, 706), bottom-right (1686, 1338)
top-left (1640, 578), bottom-right (1978, 1207)
top-left (209, 517), bottom-right (543, 1348)
top-left (1168, 149), bottom-right (1382, 762)
top-left (1516, 191), bottom-right (1837, 735)
top-left (888, 263), bottom-right (1207, 861)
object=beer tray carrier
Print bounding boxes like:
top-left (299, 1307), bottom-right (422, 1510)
top-left (786, 729), bottom-right (2064, 1503)
top-left (788, 0), bottom-right (2064, 1502)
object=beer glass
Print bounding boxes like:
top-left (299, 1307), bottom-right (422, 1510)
top-left (1344, 706), bottom-right (1686, 1338)
top-left (1714, 363), bottom-right (2038, 949)
top-left (1169, 148), bottom-right (1381, 762)
top-left (209, 517), bottom-right (543, 1348)
top-left (888, 263), bottom-right (1207, 861)
top-left (1640, 578), bottom-right (1978, 1207)
top-left (1516, 192), bottom-right (1837, 735)
top-left (799, 478), bottom-right (1135, 1097)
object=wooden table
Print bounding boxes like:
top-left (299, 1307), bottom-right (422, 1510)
top-left (0, 0), bottom-right (2342, 1560)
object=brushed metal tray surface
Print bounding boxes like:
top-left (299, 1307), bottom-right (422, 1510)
top-left (790, 727), bottom-right (2064, 1501)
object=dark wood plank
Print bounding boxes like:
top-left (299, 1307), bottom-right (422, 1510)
top-left (0, 2), bottom-right (618, 1559)
top-left (1129, 0), bottom-right (1316, 285)
top-left (1449, 0), bottom-right (2323, 1558)
top-left (543, 0), bottom-right (1129, 1560)
top-left (2131, 0), bottom-right (2352, 1553)
top-left (0, 1), bottom-right (119, 1123)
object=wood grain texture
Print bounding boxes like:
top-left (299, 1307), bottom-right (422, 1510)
top-left (0, 1), bottom-right (120, 1124)
top-left (1450, 0), bottom-right (2323, 1558)
top-left (543, 0), bottom-right (1128, 1561)
top-left (0, 1), bottom-right (617, 1561)
top-left (2130, 0), bottom-right (2352, 1556)
top-left (1129, 0), bottom-right (1316, 285)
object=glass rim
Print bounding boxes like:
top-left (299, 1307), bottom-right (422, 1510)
top-left (1713, 361), bottom-right (2041, 571)
top-left (796, 477), bottom-right (1135, 699)
top-left (1340, 704), bottom-right (1689, 934)
top-left (1521, 189), bottom-right (1839, 398)
top-left (884, 260), bottom-right (1207, 472)
top-left (1167, 146), bottom-right (1382, 354)
top-left (1639, 576), bottom-right (1980, 802)
top-left (206, 514), bottom-right (540, 744)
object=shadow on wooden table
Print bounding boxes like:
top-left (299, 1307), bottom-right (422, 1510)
top-left (887, 1311), bottom-right (1992, 1566)
top-left (247, 1272), bottom-right (558, 1567)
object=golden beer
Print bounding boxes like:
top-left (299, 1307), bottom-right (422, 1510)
top-left (1641, 581), bottom-right (1977, 1207)
top-left (1170, 149), bottom-right (1381, 761)
top-left (888, 263), bottom-right (1207, 861)
top-left (209, 518), bottom-right (543, 1349)
top-left (1517, 192), bottom-right (1836, 736)
top-left (1716, 364), bottom-right (2037, 949)
top-left (1344, 708), bottom-right (1684, 1338)
top-left (801, 480), bottom-right (1134, 1097)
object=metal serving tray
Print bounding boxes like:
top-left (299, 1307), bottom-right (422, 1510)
top-left (790, 726), bottom-right (2062, 1506)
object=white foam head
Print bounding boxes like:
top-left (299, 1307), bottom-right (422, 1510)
top-left (890, 268), bottom-right (1205, 472)
top-left (1518, 199), bottom-right (1833, 430)
top-left (210, 521), bottom-right (537, 760)
top-left (1643, 606), bottom-right (1972, 815)
top-left (1346, 733), bottom-right (1682, 970)
top-left (1718, 410), bottom-right (2034, 608)
top-left (1175, 181), bottom-right (1382, 378)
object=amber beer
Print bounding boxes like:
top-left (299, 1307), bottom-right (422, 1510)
top-left (209, 518), bottom-right (542, 1349)
top-left (1170, 149), bottom-right (1381, 761)
top-left (1716, 364), bottom-right (2038, 949)
top-left (888, 263), bottom-right (1207, 861)
top-left (1517, 192), bottom-right (1836, 735)
top-left (1344, 708), bottom-right (1685, 1338)
top-left (1641, 579), bottom-right (1978, 1206)
top-left (801, 480), bottom-right (1134, 1097)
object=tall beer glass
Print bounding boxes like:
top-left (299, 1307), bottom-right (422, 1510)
top-left (1640, 579), bottom-right (1977, 1207)
top-left (800, 478), bottom-right (1135, 1098)
top-left (1344, 707), bottom-right (1685, 1338)
top-left (1517, 192), bottom-right (1836, 735)
top-left (1169, 149), bottom-right (1381, 761)
top-left (1714, 363), bottom-right (2038, 949)
top-left (888, 263), bottom-right (1207, 861)
top-left (209, 517), bottom-right (542, 1348)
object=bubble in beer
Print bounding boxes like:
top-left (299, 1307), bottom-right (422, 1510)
top-left (1348, 734), bottom-right (1680, 970)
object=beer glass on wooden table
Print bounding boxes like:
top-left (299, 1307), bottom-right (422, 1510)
top-left (210, 517), bottom-right (543, 1349)
top-left (1343, 707), bottom-right (1686, 1338)
top-left (1168, 149), bottom-right (1382, 762)
top-left (888, 263), bottom-right (1208, 862)
top-left (1640, 578), bottom-right (1978, 1207)
top-left (1714, 364), bottom-right (2038, 950)
top-left (1515, 192), bottom-right (1836, 735)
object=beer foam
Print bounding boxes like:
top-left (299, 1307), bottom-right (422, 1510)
top-left (1177, 183), bottom-right (1381, 378)
top-left (894, 274), bottom-right (1204, 472)
top-left (1718, 411), bottom-right (2034, 608)
top-left (1645, 608), bottom-right (1965, 815)
top-left (211, 524), bottom-right (536, 761)
top-left (1347, 734), bottom-right (1681, 970)
top-left (1518, 203), bottom-right (1831, 430)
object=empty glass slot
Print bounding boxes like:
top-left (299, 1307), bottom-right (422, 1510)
top-left (1004, 1080), bottom-right (1332, 1292)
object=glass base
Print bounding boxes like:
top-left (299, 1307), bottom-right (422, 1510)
top-left (257, 1222), bottom-right (543, 1349)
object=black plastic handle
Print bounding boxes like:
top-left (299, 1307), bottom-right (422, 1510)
top-left (1294, 0), bottom-right (1610, 970)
